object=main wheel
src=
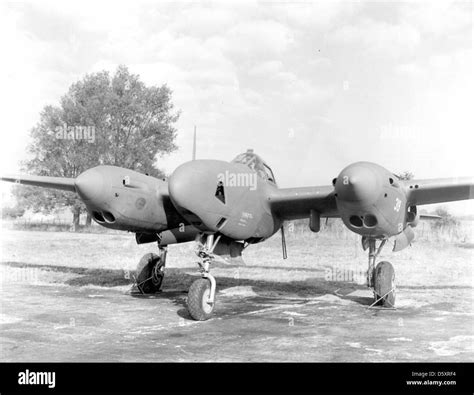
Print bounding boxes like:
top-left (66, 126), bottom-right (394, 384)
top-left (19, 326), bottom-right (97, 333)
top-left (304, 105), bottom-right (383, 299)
top-left (187, 278), bottom-right (214, 321)
top-left (135, 253), bottom-right (165, 293)
top-left (373, 261), bottom-right (395, 307)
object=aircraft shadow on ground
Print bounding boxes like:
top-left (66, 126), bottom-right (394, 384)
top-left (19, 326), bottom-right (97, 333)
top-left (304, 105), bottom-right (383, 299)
top-left (2, 261), bottom-right (371, 319)
top-left (2, 260), bottom-right (361, 292)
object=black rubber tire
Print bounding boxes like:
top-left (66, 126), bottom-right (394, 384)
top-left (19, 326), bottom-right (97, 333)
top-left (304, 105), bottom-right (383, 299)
top-left (135, 253), bottom-right (164, 293)
top-left (374, 261), bottom-right (396, 307)
top-left (187, 278), bottom-right (214, 321)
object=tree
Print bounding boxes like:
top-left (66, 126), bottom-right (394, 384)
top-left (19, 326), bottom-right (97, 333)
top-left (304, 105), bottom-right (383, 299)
top-left (433, 207), bottom-right (460, 230)
top-left (1, 204), bottom-right (25, 219)
top-left (14, 65), bottom-right (179, 230)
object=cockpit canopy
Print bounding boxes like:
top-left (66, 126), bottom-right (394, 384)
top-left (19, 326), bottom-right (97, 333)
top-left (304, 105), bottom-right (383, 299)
top-left (232, 149), bottom-right (276, 184)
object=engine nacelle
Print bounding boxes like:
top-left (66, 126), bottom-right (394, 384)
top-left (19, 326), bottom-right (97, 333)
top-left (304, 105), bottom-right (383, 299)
top-left (334, 162), bottom-right (409, 239)
top-left (77, 166), bottom-right (183, 233)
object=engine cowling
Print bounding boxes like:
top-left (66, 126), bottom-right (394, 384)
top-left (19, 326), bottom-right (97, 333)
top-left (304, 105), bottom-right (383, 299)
top-left (334, 162), bottom-right (408, 239)
top-left (333, 162), bottom-right (420, 251)
top-left (77, 166), bottom-right (172, 233)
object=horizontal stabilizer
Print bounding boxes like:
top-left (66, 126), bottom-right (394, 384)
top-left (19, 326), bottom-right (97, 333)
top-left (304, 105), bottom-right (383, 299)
top-left (419, 214), bottom-right (442, 220)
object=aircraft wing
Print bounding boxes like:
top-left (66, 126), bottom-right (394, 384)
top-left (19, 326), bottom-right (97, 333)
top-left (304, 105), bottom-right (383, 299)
top-left (0, 174), bottom-right (76, 192)
top-left (269, 177), bottom-right (474, 221)
top-left (268, 185), bottom-right (338, 220)
top-left (403, 177), bottom-right (474, 206)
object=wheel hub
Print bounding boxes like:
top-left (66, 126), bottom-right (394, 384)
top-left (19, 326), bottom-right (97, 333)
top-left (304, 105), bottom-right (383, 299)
top-left (201, 288), bottom-right (213, 314)
top-left (151, 260), bottom-right (164, 286)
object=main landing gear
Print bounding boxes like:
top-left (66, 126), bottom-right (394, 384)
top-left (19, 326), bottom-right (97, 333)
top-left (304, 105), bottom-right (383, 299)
top-left (363, 238), bottom-right (396, 308)
top-left (186, 234), bottom-right (221, 321)
top-left (135, 247), bottom-right (167, 294)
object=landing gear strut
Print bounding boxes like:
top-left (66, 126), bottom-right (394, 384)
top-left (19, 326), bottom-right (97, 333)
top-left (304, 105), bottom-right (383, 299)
top-left (134, 247), bottom-right (167, 294)
top-left (364, 238), bottom-right (396, 308)
top-left (187, 234), bottom-right (220, 321)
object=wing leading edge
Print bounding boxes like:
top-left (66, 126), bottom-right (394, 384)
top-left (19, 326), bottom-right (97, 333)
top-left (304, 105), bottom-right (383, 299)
top-left (0, 175), bottom-right (76, 192)
top-left (403, 177), bottom-right (474, 206)
top-left (268, 185), bottom-right (338, 221)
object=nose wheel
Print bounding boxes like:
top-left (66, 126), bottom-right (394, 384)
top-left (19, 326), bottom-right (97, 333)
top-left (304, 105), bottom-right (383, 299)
top-left (363, 238), bottom-right (396, 308)
top-left (187, 278), bottom-right (215, 321)
top-left (186, 234), bottom-right (220, 321)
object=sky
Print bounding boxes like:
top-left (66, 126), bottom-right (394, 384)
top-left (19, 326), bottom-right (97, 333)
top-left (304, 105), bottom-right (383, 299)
top-left (0, 0), bottom-right (472, 214)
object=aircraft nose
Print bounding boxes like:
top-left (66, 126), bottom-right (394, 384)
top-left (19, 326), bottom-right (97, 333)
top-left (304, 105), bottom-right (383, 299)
top-left (75, 168), bottom-right (104, 202)
top-left (335, 163), bottom-right (379, 203)
top-left (168, 162), bottom-right (205, 211)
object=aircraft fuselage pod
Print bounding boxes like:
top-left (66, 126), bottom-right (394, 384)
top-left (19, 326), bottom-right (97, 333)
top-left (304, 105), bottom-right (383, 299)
top-left (169, 159), bottom-right (281, 243)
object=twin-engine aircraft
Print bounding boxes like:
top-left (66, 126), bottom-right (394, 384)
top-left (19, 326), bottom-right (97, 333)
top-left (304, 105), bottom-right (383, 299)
top-left (2, 149), bottom-right (473, 320)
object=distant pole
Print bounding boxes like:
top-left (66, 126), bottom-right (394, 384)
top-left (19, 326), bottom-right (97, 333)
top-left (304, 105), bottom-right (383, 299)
top-left (192, 125), bottom-right (197, 160)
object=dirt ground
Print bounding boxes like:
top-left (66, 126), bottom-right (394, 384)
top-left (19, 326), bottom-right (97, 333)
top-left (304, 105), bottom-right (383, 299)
top-left (0, 228), bottom-right (473, 362)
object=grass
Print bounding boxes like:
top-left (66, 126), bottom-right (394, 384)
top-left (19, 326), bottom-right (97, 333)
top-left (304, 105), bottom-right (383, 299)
top-left (1, 220), bottom-right (472, 290)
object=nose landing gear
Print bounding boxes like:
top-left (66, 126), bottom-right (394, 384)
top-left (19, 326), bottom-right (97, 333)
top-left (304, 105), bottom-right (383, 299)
top-left (363, 238), bottom-right (396, 308)
top-left (186, 234), bottom-right (220, 321)
top-left (132, 234), bottom-right (221, 320)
